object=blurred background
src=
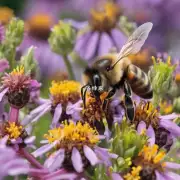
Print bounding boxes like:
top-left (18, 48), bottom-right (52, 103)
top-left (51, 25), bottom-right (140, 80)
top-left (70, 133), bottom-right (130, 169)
top-left (0, 0), bottom-right (180, 84)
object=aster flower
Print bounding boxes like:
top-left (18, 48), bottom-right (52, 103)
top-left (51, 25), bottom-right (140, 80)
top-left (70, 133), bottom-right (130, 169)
top-left (73, 1), bottom-right (128, 62)
top-left (22, 80), bottom-right (81, 127)
top-left (32, 121), bottom-right (115, 173)
top-left (18, 0), bottom-right (67, 79)
top-left (130, 144), bottom-right (180, 180)
top-left (133, 100), bottom-right (180, 151)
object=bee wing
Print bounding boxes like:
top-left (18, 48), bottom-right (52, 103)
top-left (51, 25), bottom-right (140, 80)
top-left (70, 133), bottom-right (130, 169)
top-left (111, 22), bottom-right (153, 69)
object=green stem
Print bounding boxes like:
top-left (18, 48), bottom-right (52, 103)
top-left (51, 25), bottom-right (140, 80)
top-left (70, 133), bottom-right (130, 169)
top-left (63, 55), bottom-right (75, 80)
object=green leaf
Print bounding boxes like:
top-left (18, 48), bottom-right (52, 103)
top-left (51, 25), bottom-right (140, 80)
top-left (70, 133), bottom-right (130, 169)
top-left (124, 146), bottom-right (136, 158)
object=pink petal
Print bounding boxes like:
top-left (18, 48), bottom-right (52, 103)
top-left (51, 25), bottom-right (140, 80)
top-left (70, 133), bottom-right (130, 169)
top-left (83, 145), bottom-right (99, 166)
top-left (160, 113), bottom-right (180, 120)
top-left (0, 59), bottom-right (9, 72)
top-left (24, 136), bottom-right (36, 144)
top-left (111, 173), bottom-right (123, 180)
top-left (71, 147), bottom-right (83, 173)
top-left (164, 171), bottom-right (180, 179)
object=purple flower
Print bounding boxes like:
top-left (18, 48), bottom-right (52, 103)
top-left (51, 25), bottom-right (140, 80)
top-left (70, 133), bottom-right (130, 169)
top-left (0, 136), bottom-right (29, 179)
top-left (72, 1), bottom-right (127, 62)
top-left (32, 121), bottom-right (114, 173)
top-left (0, 24), bottom-right (5, 43)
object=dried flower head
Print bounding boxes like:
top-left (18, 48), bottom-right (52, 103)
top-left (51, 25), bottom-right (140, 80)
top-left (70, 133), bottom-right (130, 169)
top-left (1, 65), bottom-right (31, 108)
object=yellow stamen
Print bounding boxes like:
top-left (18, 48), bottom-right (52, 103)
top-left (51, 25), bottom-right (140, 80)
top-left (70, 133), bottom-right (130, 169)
top-left (140, 128), bottom-right (146, 136)
top-left (124, 166), bottom-right (142, 180)
top-left (159, 101), bottom-right (173, 114)
top-left (10, 65), bottom-right (25, 76)
top-left (90, 2), bottom-right (120, 31)
top-left (26, 13), bottom-right (53, 31)
top-left (167, 56), bottom-right (171, 66)
top-left (49, 80), bottom-right (81, 105)
top-left (44, 121), bottom-right (99, 148)
top-left (139, 145), bottom-right (166, 165)
top-left (6, 122), bottom-right (22, 139)
top-left (0, 7), bottom-right (14, 24)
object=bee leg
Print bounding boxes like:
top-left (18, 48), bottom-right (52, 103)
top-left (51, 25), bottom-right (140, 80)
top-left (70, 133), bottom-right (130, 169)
top-left (102, 88), bottom-right (116, 110)
top-left (123, 81), bottom-right (135, 122)
top-left (81, 85), bottom-right (89, 108)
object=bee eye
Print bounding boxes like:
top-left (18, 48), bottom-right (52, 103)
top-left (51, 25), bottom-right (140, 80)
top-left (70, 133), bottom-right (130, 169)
top-left (106, 66), bottom-right (111, 71)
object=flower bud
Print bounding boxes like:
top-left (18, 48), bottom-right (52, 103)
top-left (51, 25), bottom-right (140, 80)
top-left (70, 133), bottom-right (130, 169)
top-left (48, 21), bottom-right (76, 56)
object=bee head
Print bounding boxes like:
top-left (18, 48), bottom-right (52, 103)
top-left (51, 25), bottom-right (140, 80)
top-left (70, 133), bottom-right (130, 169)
top-left (83, 68), bottom-right (104, 101)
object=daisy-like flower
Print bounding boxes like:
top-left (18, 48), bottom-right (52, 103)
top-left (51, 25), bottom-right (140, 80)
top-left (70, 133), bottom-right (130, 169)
top-left (133, 101), bottom-right (180, 151)
top-left (73, 1), bottom-right (128, 61)
top-left (130, 144), bottom-right (180, 180)
top-left (32, 121), bottom-right (115, 173)
top-left (22, 80), bottom-right (81, 127)
top-left (0, 65), bottom-right (33, 109)
top-left (18, 1), bottom-right (67, 79)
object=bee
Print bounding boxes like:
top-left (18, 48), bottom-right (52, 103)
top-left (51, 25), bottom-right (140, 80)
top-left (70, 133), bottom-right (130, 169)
top-left (81, 22), bottom-right (153, 121)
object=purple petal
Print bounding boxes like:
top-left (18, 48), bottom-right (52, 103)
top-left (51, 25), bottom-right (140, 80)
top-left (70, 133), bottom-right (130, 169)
top-left (111, 28), bottom-right (127, 50)
top-left (0, 135), bottom-right (8, 148)
top-left (32, 141), bottom-right (57, 158)
top-left (155, 171), bottom-right (167, 180)
top-left (49, 173), bottom-right (78, 180)
top-left (137, 121), bottom-right (146, 134)
top-left (30, 79), bottom-right (41, 90)
top-left (8, 167), bottom-right (29, 176)
top-left (83, 31), bottom-right (99, 60)
top-left (0, 59), bottom-right (9, 72)
top-left (71, 147), bottom-right (83, 173)
top-left (0, 88), bottom-right (8, 102)
top-left (30, 101), bottom-right (51, 115)
top-left (75, 32), bottom-right (92, 58)
top-left (94, 146), bottom-right (112, 166)
top-left (24, 136), bottom-right (36, 144)
top-left (83, 145), bottom-right (99, 166)
top-left (64, 19), bottom-right (88, 29)
top-left (159, 119), bottom-right (180, 137)
top-left (111, 173), bottom-right (123, 180)
top-left (147, 125), bottom-right (155, 146)
top-left (104, 125), bottom-right (111, 140)
top-left (165, 162), bottom-right (180, 169)
top-left (164, 171), bottom-right (180, 179)
top-left (51, 104), bottom-right (62, 128)
top-left (160, 113), bottom-right (179, 120)
top-left (98, 33), bottom-right (114, 56)
top-left (44, 149), bottom-right (65, 172)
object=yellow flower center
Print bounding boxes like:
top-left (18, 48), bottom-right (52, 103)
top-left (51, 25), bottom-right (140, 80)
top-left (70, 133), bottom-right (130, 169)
top-left (26, 13), bottom-right (53, 39)
top-left (49, 80), bottom-right (81, 105)
top-left (10, 65), bottom-right (25, 76)
top-left (0, 7), bottom-right (14, 25)
top-left (89, 2), bottom-right (120, 32)
top-left (159, 101), bottom-right (173, 115)
top-left (44, 121), bottom-right (99, 150)
top-left (134, 101), bottom-right (159, 129)
top-left (124, 166), bottom-right (142, 180)
top-left (138, 145), bottom-right (166, 165)
top-left (5, 122), bottom-right (22, 139)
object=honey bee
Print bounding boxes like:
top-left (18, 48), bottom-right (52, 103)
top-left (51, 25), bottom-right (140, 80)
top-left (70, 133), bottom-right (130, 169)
top-left (81, 22), bottom-right (153, 121)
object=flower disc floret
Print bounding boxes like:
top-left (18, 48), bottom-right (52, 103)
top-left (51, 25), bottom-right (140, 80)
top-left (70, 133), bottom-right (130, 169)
top-left (44, 121), bottom-right (99, 150)
top-left (49, 80), bottom-right (81, 105)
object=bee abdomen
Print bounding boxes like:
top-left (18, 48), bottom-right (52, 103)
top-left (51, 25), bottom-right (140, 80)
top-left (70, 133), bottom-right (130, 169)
top-left (126, 64), bottom-right (153, 99)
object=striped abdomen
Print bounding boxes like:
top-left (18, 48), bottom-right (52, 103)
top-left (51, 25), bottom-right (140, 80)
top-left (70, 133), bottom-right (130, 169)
top-left (126, 64), bottom-right (153, 99)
